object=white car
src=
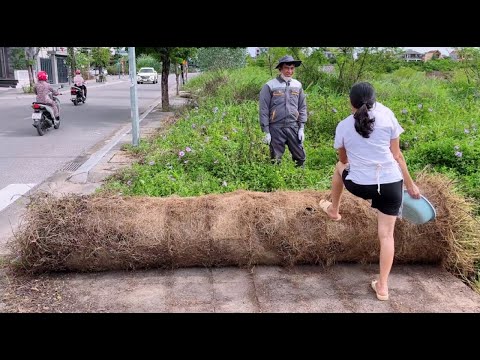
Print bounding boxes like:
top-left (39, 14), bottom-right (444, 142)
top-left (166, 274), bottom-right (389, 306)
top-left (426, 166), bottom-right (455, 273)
top-left (137, 67), bottom-right (158, 84)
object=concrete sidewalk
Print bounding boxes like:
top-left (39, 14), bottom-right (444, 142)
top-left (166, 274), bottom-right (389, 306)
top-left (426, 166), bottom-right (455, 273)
top-left (1, 73), bottom-right (480, 313)
top-left (2, 264), bottom-right (479, 313)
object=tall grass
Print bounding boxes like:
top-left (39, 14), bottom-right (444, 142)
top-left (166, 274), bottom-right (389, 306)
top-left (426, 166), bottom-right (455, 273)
top-left (105, 66), bottom-right (480, 204)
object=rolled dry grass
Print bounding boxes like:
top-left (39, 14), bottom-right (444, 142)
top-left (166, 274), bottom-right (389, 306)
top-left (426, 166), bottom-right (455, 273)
top-left (9, 173), bottom-right (480, 280)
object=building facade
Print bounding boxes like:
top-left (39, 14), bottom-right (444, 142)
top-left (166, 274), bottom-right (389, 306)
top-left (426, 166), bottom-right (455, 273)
top-left (402, 49), bottom-right (423, 62)
top-left (0, 47), bottom-right (19, 87)
top-left (37, 47), bottom-right (69, 84)
top-left (0, 47), bottom-right (69, 87)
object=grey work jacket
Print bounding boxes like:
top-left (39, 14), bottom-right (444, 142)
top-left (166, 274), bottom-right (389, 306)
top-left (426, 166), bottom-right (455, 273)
top-left (259, 76), bottom-right (307, 133)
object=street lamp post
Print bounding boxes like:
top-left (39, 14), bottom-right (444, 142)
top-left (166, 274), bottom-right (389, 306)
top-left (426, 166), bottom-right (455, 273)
top-left (128, 47), bottom-right (140, 147)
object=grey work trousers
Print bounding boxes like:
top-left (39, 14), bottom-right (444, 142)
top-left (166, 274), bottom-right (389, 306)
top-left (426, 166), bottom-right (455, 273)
top-left (269, 126), bottom-right (306, 167)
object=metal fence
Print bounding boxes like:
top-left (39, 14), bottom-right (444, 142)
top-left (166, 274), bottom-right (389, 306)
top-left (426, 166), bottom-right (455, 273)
top-left (56, 56), bottom-right (68, 83)
top-left (40, 58), bottom-right (53, 83)
top-left (40, 56), bottom-right (69, 84)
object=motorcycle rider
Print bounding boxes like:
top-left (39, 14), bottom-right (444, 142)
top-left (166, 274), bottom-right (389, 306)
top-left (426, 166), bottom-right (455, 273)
top-left (34, 71), bottom-right (60, 120)
top-left (73, 69), bottom-right (87, 99)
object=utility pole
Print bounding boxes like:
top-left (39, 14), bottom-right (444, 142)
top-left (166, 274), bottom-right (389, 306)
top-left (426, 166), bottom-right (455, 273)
top-left (68, 47), bottom-right (76, 85)
top-left (128, 47), bottom-right (140, 146)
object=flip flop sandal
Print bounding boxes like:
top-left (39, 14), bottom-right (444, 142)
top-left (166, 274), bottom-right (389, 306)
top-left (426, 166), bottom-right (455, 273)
top-left (319, 200), bottom-right (341, 221)
top-left (371, 280), bottom-right (389, 301)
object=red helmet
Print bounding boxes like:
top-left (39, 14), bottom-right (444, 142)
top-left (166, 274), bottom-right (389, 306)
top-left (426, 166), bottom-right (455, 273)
top-left (75, 69), bottom-right (81, 74)
top-left (37, 71), bottom-right (48, 81)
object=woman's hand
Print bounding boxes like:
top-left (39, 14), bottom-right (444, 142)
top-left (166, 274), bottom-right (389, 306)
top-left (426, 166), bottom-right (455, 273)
top-left (406, 183), bottom-right (421, 199)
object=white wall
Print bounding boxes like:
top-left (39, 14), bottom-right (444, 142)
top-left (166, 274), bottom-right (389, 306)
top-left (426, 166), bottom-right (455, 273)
top-left (14, 70), bottom-right (30, 88)
top-left (247, 47), bottom-right (257, 57)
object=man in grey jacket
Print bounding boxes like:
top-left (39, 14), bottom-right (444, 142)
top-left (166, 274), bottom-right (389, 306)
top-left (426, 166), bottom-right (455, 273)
top-left (259, 55), bottom-right (307, 167)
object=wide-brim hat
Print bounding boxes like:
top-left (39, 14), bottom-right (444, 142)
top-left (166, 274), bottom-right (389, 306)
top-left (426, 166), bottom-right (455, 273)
top-left (275, 55), bottom-right (302, 69)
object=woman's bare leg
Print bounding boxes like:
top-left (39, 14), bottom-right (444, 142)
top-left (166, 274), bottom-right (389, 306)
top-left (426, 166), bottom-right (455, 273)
top-left (375, 211), bottom-right (397, 296)
top-left (327, 161), bottom-right (347, 219)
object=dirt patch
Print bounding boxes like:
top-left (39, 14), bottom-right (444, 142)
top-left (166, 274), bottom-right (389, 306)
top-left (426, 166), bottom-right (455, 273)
top-left (0, 265), bottom-right (85, 313)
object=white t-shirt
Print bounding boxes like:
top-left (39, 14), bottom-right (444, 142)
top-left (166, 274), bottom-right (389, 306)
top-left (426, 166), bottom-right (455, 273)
top-left (334, 102), bottom-right (404, 185)
top-left (73, 74), bottom-right (85, 87)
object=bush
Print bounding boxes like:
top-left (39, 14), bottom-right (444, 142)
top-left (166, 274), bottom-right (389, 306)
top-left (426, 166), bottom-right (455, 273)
top-left (136, 54), bottom-right (161, 72)
top-left (408, 138), bottom-right (480, 176)
top-left (22, 85), bottom-right (34, 93)
top-left (107, 65), bottom-right (119, 75)
top-left (423, 59), bottom-right (458, 72)
top-left (186, 67), bottom-right (270, 105)
top-left (197, 48), bottom-right (247, 72)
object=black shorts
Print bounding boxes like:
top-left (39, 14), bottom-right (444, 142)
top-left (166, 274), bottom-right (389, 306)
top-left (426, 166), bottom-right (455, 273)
top-left (342, 169), bottom-right (403, 216)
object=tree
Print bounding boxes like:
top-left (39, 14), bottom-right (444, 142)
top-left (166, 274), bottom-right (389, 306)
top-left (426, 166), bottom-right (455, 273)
top-left (91, 47), bottom-right (111, 81)
top-left (110, 47), bottom-right (129, 76)
top-left (333, 47), bottom-right (383, 93)
top-left (24, 47), bottom-right (42, 87)
top-left (66, 47), bottom-right (76, 82)
top-left (456, 47), bottom-right (480, 87)
top-left (10, 48), bottom-right (28, 69)
top-left (196, 47), bottom-right (247, 72)
top-left (136, 47), bottom-right (174, 111)
top-left (75, 51), bottom-right (92, 74)
top-left (171, 48), bottom-right (197, 95)
top-left (136, 54), bottom-right (161, 71)
top-left (254, 47), bottom-right (290, 76)
top-left (292, 47), bottom-right (330, 89)
top-left (360, 47), bottom-right (403, 75)
top-left (136, 47), bottom-right (197, 111)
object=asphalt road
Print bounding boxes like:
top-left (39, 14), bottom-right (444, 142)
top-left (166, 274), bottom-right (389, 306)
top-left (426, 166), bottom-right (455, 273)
top-left (0, 75), bottom-right (176, 210)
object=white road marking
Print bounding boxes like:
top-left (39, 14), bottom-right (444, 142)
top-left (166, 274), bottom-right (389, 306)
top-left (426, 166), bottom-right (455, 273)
top-left (0, 183), bottom-right (36, 212)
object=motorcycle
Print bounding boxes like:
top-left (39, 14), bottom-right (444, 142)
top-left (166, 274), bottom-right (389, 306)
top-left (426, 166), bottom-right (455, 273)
top-left (70, 85), bottom-right (86, 106)
top-left (31, 94), bottom-right (61, 136)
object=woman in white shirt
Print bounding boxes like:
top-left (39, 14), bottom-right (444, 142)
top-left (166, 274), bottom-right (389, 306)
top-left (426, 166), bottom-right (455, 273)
top-left (320, 82), bottom-right (420, 301)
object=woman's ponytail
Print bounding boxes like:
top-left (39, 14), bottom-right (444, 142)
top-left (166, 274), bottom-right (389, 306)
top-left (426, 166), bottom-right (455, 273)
top-left (350, 82), bottom-right (376, 138)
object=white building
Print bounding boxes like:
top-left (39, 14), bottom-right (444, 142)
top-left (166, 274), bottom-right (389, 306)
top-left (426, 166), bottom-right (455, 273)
top-left (248, 47), bottom-right (268, 57)
top-left (402, 49), bottom-right (423, 62)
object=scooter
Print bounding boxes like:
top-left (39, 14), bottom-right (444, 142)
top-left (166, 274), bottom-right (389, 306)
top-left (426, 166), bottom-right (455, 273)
top-left (70, 85), bottom-right (86, 106)
top-left (31, 95), bottom-right (61, 136)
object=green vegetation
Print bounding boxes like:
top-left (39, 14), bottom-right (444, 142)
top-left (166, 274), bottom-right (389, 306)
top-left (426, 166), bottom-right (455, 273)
top-left (104, 51), bottom-right (480, 202)
top-left (135, 54), bottom-right (161, 72)
top-left (101, 48), bottom-right (480, 288)
top-left (196, 47), bottom-right (247, 72)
